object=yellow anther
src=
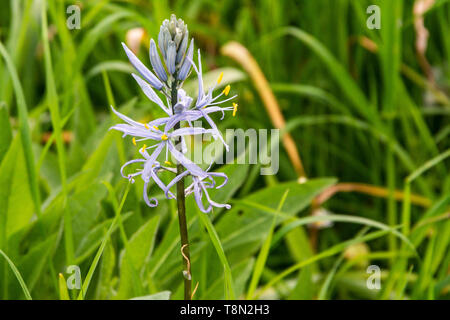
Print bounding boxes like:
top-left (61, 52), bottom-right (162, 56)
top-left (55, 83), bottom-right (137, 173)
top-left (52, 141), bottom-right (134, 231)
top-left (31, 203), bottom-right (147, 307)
top-left (153, 125), bottom-right (159, 130)
top-left (144, 123), bottom-right (150, 129)
top-left (140, 144), bottom-right (147, 152)
top-left (217, 72), bottom-right (224, 84)
top-left (164, 161), bottom-right (173, 166)
top-left (232, 103), bottom-right (238, 117)
top-left (223, 85), bottom-right (231, 96)
top-left (161, 134), bottom-right (168, 141)
top-left (132, 137), bottom-right (136, 146)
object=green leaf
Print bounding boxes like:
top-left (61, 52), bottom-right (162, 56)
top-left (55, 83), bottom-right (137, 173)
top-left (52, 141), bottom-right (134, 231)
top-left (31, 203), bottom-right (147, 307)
top-left (0, 249), bottom-right (32, 300)
top-left (116, 215), bottom-right (160, 299)
top-left (70, 183), bottom-right (108, 246)
top-left (78, 184), bottom-right (131, 300)
top-left (0, 136), bottom-right (34, 239)
top-left (148, 162), bottom-right (249, 280)
top-left (75, 12), bottom-right (132, 72)
top-left (0, 42), bottom-right (41, 216)
top-left (10, 234), bottom-right (57, 298)
top-left (74, 212), bottom-right (133, 264)
top-left (218, 178), bottom-right (337, 251)
top-left (96, 240), bottom-right (116, 300)
top-left (247, 190), bottom-right (289, 299)
top-left (271, 27), bottom-right (375, 122)
top-left (197, 210), bottom-right (236, 300)
top-left (86, 61), bottom-right (135, 80)
top-left (255, 229), bottom-right (394, 298)
top-left (200, 258), bottom-right (254, 299)
top-left (75, 133), bottom-right (115, 193)
top-left (130, 291), bottom-right (171, 300)
top-left (58, 273), bottom-right (70, 300)
top-left (0, 104), bottom-right (12, 163)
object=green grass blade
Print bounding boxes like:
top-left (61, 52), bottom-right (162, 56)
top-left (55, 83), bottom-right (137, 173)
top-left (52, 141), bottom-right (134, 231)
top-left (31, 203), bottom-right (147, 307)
top-left (255, 229), bottom-right (392, 299)
top-left (77, 183), bottom-right (130, 299)
top-left (318, 227), bottom-right (370, 300)
top-left (58, 273), bottom-right (70, 300)
top-left (197, 211), bottom-right (236, 300)
top-left (246, 190), bottom-right (289, 299)
top-left (0, 249), bottom-right (32, 300)
top-left (41, 2), bottom-right (74, 266)
top-left (406, 149), bottom-right (450, 184)
top-left (270, 27), bottom-right (376, 123)
top-left (236, 199), bottom-right (416, 254)
top-left (0, 42), bottom-right (41, 217)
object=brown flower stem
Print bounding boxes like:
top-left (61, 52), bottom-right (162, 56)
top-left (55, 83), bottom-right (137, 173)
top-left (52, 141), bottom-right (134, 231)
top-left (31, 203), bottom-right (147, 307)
top-left (171, 77), bottom-right (191, 300)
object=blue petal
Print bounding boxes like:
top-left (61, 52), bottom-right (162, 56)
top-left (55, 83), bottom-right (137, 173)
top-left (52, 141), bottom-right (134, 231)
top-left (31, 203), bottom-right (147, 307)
top-left (178, 39), bottom-right (194, 81)
top-left (167, 141), bottom-right (207, 179)
top-left (166, 41), bottom-right (176, 75)
top-left (149, 39), bottom-right (168, 82)
top-left (131, 73), bottom-right (172, 115)
top-left (122, 42), bottom-right (163, 90)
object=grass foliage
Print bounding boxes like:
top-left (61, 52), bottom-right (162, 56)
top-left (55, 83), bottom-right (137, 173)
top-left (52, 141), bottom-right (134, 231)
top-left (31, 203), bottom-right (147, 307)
top-left (0, 0), bottom-right (449, 300)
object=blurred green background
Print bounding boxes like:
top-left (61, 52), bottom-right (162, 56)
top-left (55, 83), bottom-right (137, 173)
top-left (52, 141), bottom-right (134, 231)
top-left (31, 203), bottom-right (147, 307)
top-left (0, 0), bottom-right (449, 300)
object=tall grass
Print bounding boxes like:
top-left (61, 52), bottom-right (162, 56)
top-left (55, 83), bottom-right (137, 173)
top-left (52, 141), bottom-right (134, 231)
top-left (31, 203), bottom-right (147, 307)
top-left (0, 0), bottom-right (448, 300)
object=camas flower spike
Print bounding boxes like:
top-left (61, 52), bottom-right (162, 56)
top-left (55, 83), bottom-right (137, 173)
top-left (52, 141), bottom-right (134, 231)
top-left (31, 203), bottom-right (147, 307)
top-left (110, 14), bottom-right (238, 213)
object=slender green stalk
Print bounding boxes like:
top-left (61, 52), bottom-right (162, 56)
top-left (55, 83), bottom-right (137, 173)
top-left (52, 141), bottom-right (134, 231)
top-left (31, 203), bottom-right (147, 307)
top-left (0, 249), bottom-right (32, 300)
top-left (246, 190), bottom-right (289, 299)
top-left (102, 70), bottom-right (126, 165)
top-left (387, 143), bottom-right (397, 261)
top-left (171, 77), bottom-right (191, 300)
top-left (0, 44), bottom-right (41, 217)
top-left (41, 3), bottom-right (73, 264)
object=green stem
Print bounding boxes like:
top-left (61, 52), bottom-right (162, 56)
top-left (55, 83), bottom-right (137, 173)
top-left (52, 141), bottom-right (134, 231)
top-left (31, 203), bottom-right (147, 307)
top-left (171, 77), bottom-right (191, 300)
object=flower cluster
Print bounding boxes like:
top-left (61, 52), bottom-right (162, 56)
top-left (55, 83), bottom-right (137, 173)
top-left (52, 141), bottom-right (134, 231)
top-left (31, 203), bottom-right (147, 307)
top-left (110, 15), bottom-right (238, 213)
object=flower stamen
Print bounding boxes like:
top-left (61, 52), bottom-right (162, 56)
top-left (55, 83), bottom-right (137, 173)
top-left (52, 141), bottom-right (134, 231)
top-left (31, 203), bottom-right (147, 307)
top-left (161, 134), bottom-right (169, 141)
top-left (223, 85), bottom-right (231, 96)
top-left (217, 72), bottom-right (224, 84)
top-left (232, 103), bottom-right (238, 117)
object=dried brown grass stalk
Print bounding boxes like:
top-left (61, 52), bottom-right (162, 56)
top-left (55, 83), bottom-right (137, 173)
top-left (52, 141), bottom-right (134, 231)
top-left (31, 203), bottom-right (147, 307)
top-left (221, 41), bottom-right (307, 180)
top-left (314, 182), bottom-right (431, 208)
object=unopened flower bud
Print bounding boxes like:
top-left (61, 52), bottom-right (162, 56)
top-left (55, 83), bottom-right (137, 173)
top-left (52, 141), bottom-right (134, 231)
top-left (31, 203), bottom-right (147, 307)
top-left (158, 14), bottom-right (189, 75)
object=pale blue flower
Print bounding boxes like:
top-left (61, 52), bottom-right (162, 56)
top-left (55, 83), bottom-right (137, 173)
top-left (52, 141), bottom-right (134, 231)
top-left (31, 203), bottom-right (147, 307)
top-left (188, 172), bottom-right (230, 213)
top-left (110, 106), bottom-right (210, 179)
top-left (122, 42), bottom-right (163, 90)
top-left (132, 73), bottom-right (172, 116)
top-left (149, 39), bottom-right (168, 82)
top-left (113, 15), bottom-right (237, 213)
top-left (176, 30), bottom-right (189, 64)
top-left (158, 14), bottom-right (190, 75)
top-left (164, 167), bottom-right (230, 213)
top-left (186, 50), bottom-right (238, 151)
top-left (120, 158), bottom-right (175, 207)
top-left (178, 39), bottom-right (194, 81)
top-left (166, 40), bottom-right (177, 75)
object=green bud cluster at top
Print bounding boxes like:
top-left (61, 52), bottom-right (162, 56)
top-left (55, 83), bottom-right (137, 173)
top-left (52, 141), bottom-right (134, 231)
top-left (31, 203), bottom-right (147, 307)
top-left (158, 14), bottom-right (190, 74)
